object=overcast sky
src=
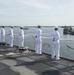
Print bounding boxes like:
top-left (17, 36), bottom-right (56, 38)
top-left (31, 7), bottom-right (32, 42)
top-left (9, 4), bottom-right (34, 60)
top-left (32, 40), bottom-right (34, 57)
top-left (0, 0), bottom-right (74, 26)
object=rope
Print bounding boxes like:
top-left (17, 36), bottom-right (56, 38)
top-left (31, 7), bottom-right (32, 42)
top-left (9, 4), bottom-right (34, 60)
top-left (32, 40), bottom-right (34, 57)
top-left (66, 45), bottom-right (74, 50)
top-left (43, 43), bottom-right (50, 47)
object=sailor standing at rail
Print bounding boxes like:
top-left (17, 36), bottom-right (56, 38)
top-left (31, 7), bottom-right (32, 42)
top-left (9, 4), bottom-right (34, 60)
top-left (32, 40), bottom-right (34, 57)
top-left (1, 26), bottom-right (5, 44)
top-left (9, 26), bottom-right (14, 47)
top-left (51, 26), bottom-right (60, 60)
top-left (34, 25), bottom-right (42, 55)
top-left (19, 26), bottom-right (24, 48)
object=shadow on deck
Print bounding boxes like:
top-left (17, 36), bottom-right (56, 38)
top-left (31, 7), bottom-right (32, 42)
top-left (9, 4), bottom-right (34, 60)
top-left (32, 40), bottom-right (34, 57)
top-left (0, 44), bottom-right (74, 75)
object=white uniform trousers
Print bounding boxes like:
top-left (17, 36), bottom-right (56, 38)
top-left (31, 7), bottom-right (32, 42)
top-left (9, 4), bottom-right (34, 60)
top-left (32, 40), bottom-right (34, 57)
top-left (51, 42), bottom-right (60, 59)
top-left (9, 36), bottom-right (13, 47)
top-left (1, 35), bottom-right (5, 42)
top-left (19, 36), bottom-right (24, 48)
top-left (35, 38), bottom-right (42, 54)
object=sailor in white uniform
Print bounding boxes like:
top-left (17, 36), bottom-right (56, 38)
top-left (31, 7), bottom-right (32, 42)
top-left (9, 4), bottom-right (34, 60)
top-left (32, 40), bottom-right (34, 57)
top-left (9, 26), bottom-right (14, 47)
top-left (19, 27), bottom-right (24, 48)
top-left (51, 26), bottom-right (60, 60)
top-left (34, 25), bottom-right (42, 54)
top-left (1, 26), bottom-right (5, 43)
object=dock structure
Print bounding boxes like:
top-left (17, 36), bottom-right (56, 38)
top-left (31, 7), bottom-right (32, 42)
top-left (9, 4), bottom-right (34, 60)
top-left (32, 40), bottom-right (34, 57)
top-left (0, 44), bottom-right (74, 75)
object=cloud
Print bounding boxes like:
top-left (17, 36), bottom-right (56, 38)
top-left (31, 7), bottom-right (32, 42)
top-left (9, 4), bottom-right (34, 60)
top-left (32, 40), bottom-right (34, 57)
top-left (18, 0), bottom-right (50, 9)
top-left (0, 0), bottom-right (74, 26)
top-left (0, 0), bottom-right (51, 18)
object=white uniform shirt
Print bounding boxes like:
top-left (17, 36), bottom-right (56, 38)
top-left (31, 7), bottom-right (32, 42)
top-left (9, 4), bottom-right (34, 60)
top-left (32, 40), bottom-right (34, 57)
top-left (10, 28), bottom-right (13, 37)
top-left (19, 29), bottom-right (24, 39)
top-left (51, 31), bottom-right (60, 43)
top-left (35, 28), bottom-right (42, 38)
top-left (1, 28), bottom-right (5, 36)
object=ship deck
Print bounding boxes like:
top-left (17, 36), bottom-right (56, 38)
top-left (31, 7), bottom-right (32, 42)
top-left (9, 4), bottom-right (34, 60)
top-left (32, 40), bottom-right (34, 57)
top-left (0, 44), bottom-right (74, 75)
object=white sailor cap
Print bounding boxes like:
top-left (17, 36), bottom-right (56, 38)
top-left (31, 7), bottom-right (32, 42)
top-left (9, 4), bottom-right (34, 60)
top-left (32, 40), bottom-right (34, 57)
top-left (20, 26), bottom-right (24, 29)
top-left (11, 26), bottom-right (13, 28)
top-left (54, 26), bottom-right (58, 28)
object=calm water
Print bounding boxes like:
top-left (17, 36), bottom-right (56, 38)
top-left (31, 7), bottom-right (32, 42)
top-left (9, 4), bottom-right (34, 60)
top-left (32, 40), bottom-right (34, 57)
top-left (1, 26), bottom-right (74, 40)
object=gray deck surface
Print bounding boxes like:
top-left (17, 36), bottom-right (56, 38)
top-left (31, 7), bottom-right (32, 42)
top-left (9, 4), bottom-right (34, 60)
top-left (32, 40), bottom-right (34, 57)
top-left (0, 44), bottom-right (74, 75)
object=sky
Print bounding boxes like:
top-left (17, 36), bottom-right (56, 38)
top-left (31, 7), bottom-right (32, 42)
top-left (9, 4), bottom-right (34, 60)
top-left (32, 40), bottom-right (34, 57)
top-left (0, 0), bottom-right (74, 26)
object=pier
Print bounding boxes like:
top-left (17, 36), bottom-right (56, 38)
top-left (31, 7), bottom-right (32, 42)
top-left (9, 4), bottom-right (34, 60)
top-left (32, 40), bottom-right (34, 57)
top-left (0, 44), bottom-right (74, 75)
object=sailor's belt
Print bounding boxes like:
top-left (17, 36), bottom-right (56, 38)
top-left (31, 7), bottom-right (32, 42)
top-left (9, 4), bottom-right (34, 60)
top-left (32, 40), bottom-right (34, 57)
top-left (36, 36), bottom-right (41, 38)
